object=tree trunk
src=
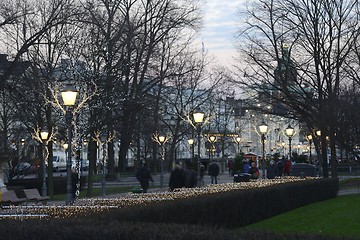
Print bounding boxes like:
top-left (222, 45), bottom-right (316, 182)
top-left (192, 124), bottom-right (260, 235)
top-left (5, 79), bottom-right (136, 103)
top-left (321, 135), bottom-right (329, 178)
top-left (107, 141), bottom-right (115, 179)
top-left (86, 131), bottom-right (97, 197)
top-left (330, 137), bottom-right (337, 178)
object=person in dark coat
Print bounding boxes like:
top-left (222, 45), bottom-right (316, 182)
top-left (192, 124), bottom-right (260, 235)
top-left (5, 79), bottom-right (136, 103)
top-left (184, 168), bottom-right (197, 188)
top-left (277, 156), bottom-right (285, 176)
top-left (208, 162), bottom-right (220, 184)
top-left (169, 164), bottom-right (185, 191)
top-left (135, 163), bottom-right (153, 193)
top-left (199, 164), bottom-right (206, 186)
top-left (248, 162), bottom-right (260, 179)
top-left (227, 159), bottom-right (234, 175)
top-left (267, 160), bottom-right (279, 179)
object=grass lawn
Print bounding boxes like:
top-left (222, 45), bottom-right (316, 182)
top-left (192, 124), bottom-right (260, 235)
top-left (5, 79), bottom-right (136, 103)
top-left (237, 194), bottom-right (360, 239)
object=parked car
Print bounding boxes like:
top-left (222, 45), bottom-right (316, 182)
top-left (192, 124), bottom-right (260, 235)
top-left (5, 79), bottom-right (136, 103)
top-left (233, 172), bottom-right (251, 182)
top-left (291, 163), bottom-right (318, 177)
top-left (52, 156), bottom-right (67, 172)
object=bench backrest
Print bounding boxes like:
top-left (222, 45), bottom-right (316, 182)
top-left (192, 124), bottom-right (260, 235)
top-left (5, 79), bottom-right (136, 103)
top-left (2, 190), bottom-right (23, 202)
top-left (23, 189), bottom-right (41, 199)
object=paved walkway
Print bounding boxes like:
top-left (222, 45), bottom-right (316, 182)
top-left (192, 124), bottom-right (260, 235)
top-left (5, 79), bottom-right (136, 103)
top-left (48, 173), bottom-right (360, 205)
top-left (337, 187), bottom-right (360, 195)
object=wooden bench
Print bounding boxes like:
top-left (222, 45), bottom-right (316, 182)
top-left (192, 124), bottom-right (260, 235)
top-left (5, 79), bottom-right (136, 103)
top-left (1, 190), bottom-right (27, 206)
top-left (23, 189), bottom-right (50, 205)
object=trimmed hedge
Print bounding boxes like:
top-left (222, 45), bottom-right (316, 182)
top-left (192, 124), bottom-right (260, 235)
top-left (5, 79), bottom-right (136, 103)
top-left (0, 220), bottom-right (239, 240)
top-left (89, 178), bottom-right (339, 228)
top-left (0, 178), bottom-right (340, 240)
top-left (0, 220), bottom-right (353, 240)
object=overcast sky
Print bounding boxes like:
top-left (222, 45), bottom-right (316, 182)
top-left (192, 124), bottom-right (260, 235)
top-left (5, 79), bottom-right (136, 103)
top-left (196, 0), bottom-right (248, 68)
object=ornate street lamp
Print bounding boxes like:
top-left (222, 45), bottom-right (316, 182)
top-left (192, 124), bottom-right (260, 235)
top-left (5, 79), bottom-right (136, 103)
top-left (259, 121), bottom-right (268, 179)
top-left (155, 134), bottom-right (168, 188)
top-left (234, 136), bottom-right (242, 154)
top-left (285, 124), bottom-right (295, 162)
top-left (61, 82), bottom-right (78, 205)
top-left (40, 128), bottom-right (49, 197)
top-left (100, 131), bottom-right (108, 197)
top-left (208, 135), bottom-right (217, 160)
top-left (192, 109), bottom-right (205, 187)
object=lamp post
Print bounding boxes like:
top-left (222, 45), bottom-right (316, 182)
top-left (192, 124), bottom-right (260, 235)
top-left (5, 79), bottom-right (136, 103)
top-left (61, 82), bottom-right (78, 205)
top-left (100, 131), bottom-right (108, 197)
top-left (40, 129), bottom-right (49, 197)
top-left (157, 135), bottom-right (167, 188)
top-left (208, 135), bottom-right (217, 161)
top-left (285, 125), bottom-right (295, 162)
top-left (307, 135), bottom-right (312, 162)
top-left (259, 121), bottom-right (268, 179)
top-left (235, 136), bottom-right (241, 154)
top-left (188, 139), bottom-right (194, 163)
top-left (192, 109), bottom-right (205, 187)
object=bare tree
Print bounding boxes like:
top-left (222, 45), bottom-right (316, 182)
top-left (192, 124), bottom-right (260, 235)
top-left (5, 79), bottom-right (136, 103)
top-left (0, 0), bottom-right (83, 193)
top-left (235, 0), bottom-right (360, 177)
top-left (155, 43), bottom-right (225, 171)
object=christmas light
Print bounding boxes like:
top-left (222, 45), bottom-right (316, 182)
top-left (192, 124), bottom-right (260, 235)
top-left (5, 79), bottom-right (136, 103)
top-left (0, 177), bottom-right (317, 219)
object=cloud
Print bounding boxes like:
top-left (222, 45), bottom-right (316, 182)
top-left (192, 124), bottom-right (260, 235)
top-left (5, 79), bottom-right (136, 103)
top-left (195, 0), bottom-right (248, 67)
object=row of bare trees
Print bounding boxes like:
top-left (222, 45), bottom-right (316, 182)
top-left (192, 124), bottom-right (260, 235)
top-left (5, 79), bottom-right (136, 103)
top-left (235, 0), bottom-right (360, 177)
top-left (0, 0), bottom-right (230, 197)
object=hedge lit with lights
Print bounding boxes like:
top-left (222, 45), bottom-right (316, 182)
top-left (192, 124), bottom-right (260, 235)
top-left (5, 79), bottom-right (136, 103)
top-left (0, 177), bottom-right (339, 240)
top-left (1, 177), bottom-right (338, 221)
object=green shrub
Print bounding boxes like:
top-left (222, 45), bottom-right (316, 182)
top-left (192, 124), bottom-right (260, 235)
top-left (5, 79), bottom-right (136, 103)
top-left (84, 178), bottom-right (338, 228)
top-left (0, 219), bottom-right (239, 240)
top-left (233, 153), bottom-right (244, 173)
top-left (0, 178), bottom-right (339, 240)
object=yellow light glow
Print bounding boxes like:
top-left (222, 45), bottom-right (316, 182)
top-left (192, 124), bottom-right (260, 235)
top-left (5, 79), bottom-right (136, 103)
top-left (259, 122), bottom-right (268, 134)
top-left (61, 82), bottom-right (78, 106)
top-left (286, 125), bottom-right (294, 137)
top-left (192, 111), bottom-right (204, 123)
top-left (40, 131), bottom-right (49, 141)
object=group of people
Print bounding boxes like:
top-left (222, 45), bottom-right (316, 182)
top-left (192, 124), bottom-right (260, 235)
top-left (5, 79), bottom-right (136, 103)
top-left (168, 162), bottom-right (220, 190)
top-left (135, 157), bottom-right (291, 193)
top-left (240, 157), bottom-right (292, 179)
top-left (168, 164), bottom-right (199, 191)
top-left (135, 161), bottom-right (221, 193)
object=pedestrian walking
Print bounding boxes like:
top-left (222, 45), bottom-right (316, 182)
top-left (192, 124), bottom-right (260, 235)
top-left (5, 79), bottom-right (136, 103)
top-left (135, 163), bottom-right (153, 193)
top-left (284, 159), bottom-right (291, 176)
top-left (248, 162), bottom-right (260, 179)
top-left (277, 156), bottom-right (285, 176)
top-left (199, 164), bottom-right (206, 186)
top-left (169, 164), bottom-right (185, 191)
top-left (244, 159), bottom-right (250, 173)
top-left (184, 167), bottom-right (197, 188)
top-left (267, 160), bottom-right (279, 179)
top-left (208, 162), bottom-right (220, 184)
